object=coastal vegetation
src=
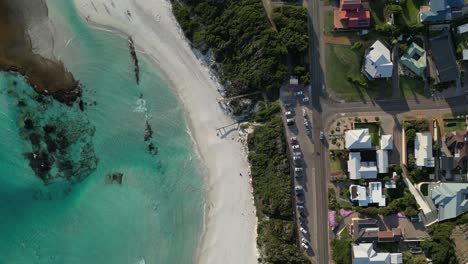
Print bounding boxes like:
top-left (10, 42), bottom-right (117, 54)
top-left (248, 104), bottom-right (309, 263)
top-left (172, 0), bottom-right (310, 97)
top-left (172, 0), bottom-right (287, 96)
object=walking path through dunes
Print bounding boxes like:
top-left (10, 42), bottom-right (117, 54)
top-left (73, 0), bottom-right (259, 263)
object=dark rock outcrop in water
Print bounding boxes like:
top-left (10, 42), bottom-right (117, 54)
top-left (144, 120), bottom-right (153, 141)
top-left (128, 37), bottom-right (140, 84)
top-left (0, 0), bottom-right (82, 105)
top-left (106, 172), bottom-right (123, 185)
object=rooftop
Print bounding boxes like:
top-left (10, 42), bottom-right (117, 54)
top-left (377, 149), bottom-right (389, 174)
top-left (346, 129), bottom-right (372, 149)
top-left (429, 33), bottom-right (459, 82)
top-left (415, 132), bottom-right (435, 167)
top-left (348, 152), bottom-right (378, 180)
top-left (364, 40), bottom-right (393, 79)
top-left (353, 243), bottom-right (402, 264)
top-left (430, 183), bottom-right (468, 221)
top-left (420, 0), bottom-right (464, 22)
top-left (380, 135), bottom-right (393, 150)
top-left (350, 182), bottom-right (386, 207)
top-left (400, 43), bottom-right (427, 77)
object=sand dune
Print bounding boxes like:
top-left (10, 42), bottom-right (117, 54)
top-left (72, 0), bottom-right (259, 263)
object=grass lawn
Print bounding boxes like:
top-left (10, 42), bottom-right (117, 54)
top-left (325, 10), bottom-right (334, 35)
top-left (354, 122), bottom-right (380, 146)
top-left (326, 44), bottom-right (379, 101)
top-left (330, 154), bottom-right (346, 174)
top-left (401, 0), bottom-right (424, 27)
top-left (369, 0), bottom-right (385, 26)
top-left (444, 118), bottom-right (467, 133)
top-left (340, 226), bottom-right (350, 240)
top-left (400, 76), bottom-right (427, 98)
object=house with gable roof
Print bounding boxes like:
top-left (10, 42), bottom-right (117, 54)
top-left (364, 41), bottom-right (393, 79)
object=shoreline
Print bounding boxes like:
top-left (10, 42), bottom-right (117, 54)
top-left (71, 0), bottom-right (259, 263)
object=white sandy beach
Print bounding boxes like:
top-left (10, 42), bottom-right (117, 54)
top-left (69, 0), bottom-right (259, 263)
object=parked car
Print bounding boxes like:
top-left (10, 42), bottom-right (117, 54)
top-left (286, 119), bottom-right (295, 126)
top-left (302, 97), bottom-right (309, 102)
top-left (296, 200), bottom-right (305, 206)
top-left (304, 119), bottom-right (309, 127)
top-left (284, 102), bottom-right (292, 108)
top-left (301, 238), bottom-right (310, 245)
top-left (296, 205), bottom-right (304, 210)
top-left (319, 131), bottom-right (324, 140)
top-left (284, 111), bottom-right (292, 117)
top-left (302, 108), bottom-right (307, 117)
top-left (292, 145), bottom-right (300, 150)
top-left (294, 167), bottom-right (303, 172)
top-left (293, 155), bottom-right (301, 161)
top-left (295, 185), bottom-right (304, 193)
top-left (294, 172), bottom-right (302, 179)
top-left (296, 91), bottom-right (303, 96)
top-left (300, 227), bottom-right (308, 235)
top-left (290, 139), bottom-right (299, 145)
top-left (301, 242), bottom-right (309, 250)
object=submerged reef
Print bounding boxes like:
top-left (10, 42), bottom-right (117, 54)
top-left (0, 0), bottom-right (81, 105)
top-left (128, 37), bottom-right (140, 85)
top-left (4, 74), bottom-right (98, 185)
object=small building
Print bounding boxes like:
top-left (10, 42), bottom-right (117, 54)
top-left (346, 129), bottom-right (372, 149)
top-left (400, 43), bottom-right (427, 77)
top-left (334, 0), bottom-right (370, 29)
top-left (380, 135), bottom-right (393, 150)
top-left (420, 0), bottom-right (465, 23)
top-left (458, 23), bottom-right (468, 34)
top-left (353, 243), bottom-right (403, 264)
top-left (415, 132), bottom-right (435, 168)
top-left (348, 152), bottom-right (378, 179)
top-left (364, 40), bottom-right (393, 79)
top-left (430, 183), bottom-right (468, 221)
top-left (377, 149), bottom-right (389, 173)
top-left (350, 182), bottom-right (386, 207)
top-left (463, 50), bottom-right (468, 61)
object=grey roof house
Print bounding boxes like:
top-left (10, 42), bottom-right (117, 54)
top-left (429, 32), bottom-right (459, 83)
top-left (420, 0), bottom-right (465, 23)
top-left (430, 183), bottom-right (468, 221)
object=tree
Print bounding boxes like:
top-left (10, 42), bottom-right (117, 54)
top-left (408, 154), bottom-right (416, 169)
top-left (406, 128), bottom-right (416, 146)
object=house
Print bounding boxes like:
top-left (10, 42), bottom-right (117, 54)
top-left (420, 0), bottom-right (465, 23)
top-left (415, 132), bottom-right (435, 167)
top-left (429, 33), bottom-right (459, 83)
top-left (350, 182), bottom-right (386, 206)
top-left (346, 129), bottom-right (372, 149)
top-left (351, 218), bottom-right (403, 243)
top-left (430, 183), bottom-right (468, 221)
top-left (445, 131), bottom-right (468, 170)
top-left (348, 152), bottom-right (378, 179)
top-left (353, 243), bottom-right (403, 264)
top-left (380, 135), bottom-right (393, 150)
top-left (400, 43), bottom-right (427, 77)
top-left (463, 50), bottom-right (468, 61)
top-left (364, 40), bottom-right (393, 79)
top-left (334, 0), bottom-right (370, 29)
top-left (377, 149), bottom-right (389, 173)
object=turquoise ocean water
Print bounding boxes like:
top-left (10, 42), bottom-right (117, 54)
top-left (0, 1), bottom-right (204, 263)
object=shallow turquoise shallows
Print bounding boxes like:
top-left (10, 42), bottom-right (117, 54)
top-left (0, 1), bottom-right (204, 263)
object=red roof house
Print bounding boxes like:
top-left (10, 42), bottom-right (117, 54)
top-left (334, 0), bottom-right (370, 29)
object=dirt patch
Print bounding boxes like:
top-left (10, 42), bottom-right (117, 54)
top-left (0, 0), bottom-right (80, 105)
top-left (324, 35), bottom-right (351, 45)
top-left (451, 225), bottom-right (468, 263)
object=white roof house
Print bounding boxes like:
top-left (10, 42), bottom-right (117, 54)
top-left (350, 182), bottom-right (386, 207)
top-left (458, 23), bottom-right (468, 34)
top-left (430, 183), bottom-right (468, 222)
top-left (377, 149), bottom-right (389, 173)
top-left (415, 132), bottom-right (435, 167)
top-left (353, 243), bottom-right (402, 264)
top-left (364, 40), bottom-right (393, 79)
top-left (348, 152), bottom-right (378, 180)
top-left (380, 135), bottom-right (393, 150)
top-left (346, 129), bottom-right (372, 149)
